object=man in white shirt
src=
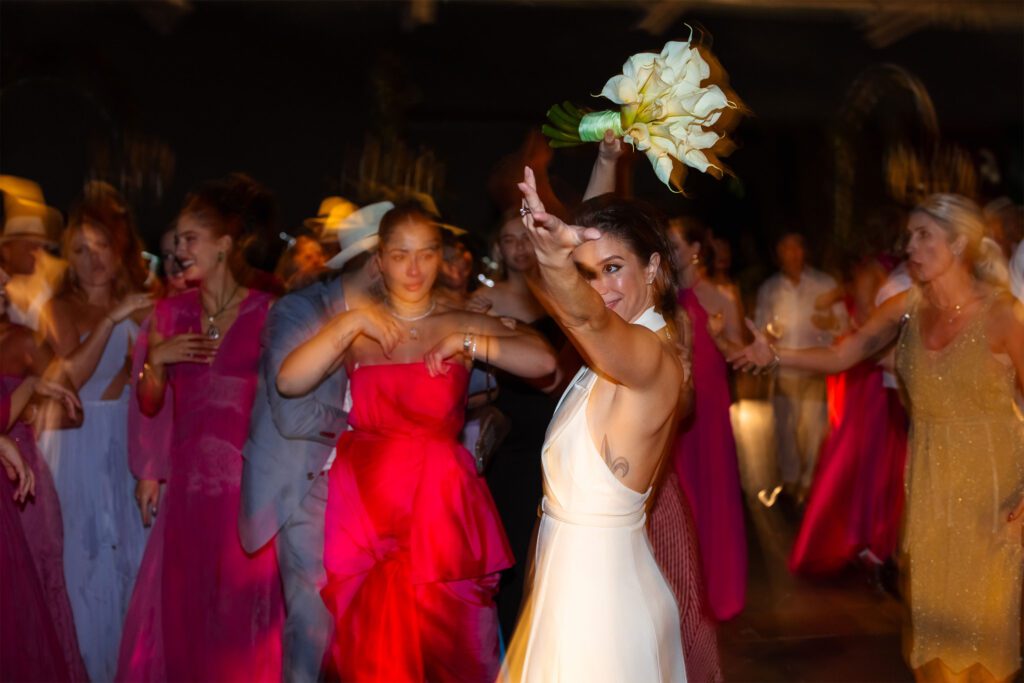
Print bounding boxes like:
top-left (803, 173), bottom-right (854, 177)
top-left (755, 233), bottom-right (847, 500)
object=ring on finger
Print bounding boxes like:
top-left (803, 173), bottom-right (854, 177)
top-left (519, 206), bottom-right (532, 217)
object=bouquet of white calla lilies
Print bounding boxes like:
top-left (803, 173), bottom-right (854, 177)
top-left (542, 28), bottom-right (742, 192)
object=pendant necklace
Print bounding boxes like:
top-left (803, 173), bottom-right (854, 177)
top-left (932, 294), bottom-right (975, 326)
top-left (202, 283), bottom-right (241, 341)
top-left (387, 298), bottom-right (436, 341)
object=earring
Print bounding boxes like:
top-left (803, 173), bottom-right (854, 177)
top-left (691, 253), bottom-right (700, 265)
top-left (217, 252), bottom-right (225, 263)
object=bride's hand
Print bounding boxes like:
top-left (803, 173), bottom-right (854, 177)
top-left (727, 319), bottom-right (775, 373)
top-left (597, 130), bottom-right (624, 163)
top-left (517, 166), bottom-right (601, 266)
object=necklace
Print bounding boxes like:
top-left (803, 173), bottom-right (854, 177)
top-left (929, 293), bottom-right (976, 325)
top-left (202, 283), bottom-right (241, 340)
top-left (387, 298), bottom-right (436, 341)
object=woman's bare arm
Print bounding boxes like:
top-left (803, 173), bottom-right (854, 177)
top-left (582, 131), bottom-right (623, 201)
top-left (729, 291), bottom-right (909, 375)
top-left (277, 306), bottom-right (403, 397)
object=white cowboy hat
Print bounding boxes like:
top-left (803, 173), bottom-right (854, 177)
top-left (325, 201), bottom-right (394, 270)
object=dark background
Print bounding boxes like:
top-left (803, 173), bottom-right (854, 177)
top-left (2, 0), bottom-right (1021, 277)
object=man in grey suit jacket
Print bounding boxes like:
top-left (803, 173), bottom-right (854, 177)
top-left (240, 201), bottom-right (392, 682)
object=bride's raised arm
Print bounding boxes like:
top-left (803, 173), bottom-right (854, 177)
top-left (518, 166), bottom-right (675, 392)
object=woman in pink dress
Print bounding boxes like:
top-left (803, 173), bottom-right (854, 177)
top-left (277, 201), bottom-right (556, 681)
top-left (117, 175), bottom-right (283, 682)
top-left (0, 432), bottom-right (72, 683)
top-left (664, 218), bottom-right (748, 622)
top-left (1, 271), bottom-right (89, 682)
top-left (789, 257), bottom-right (908, 575)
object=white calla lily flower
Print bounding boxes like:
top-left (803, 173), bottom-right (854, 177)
top-left (545, 29), bottom-right (739, 191)
top-left (681, 147), bottom-right (717, 173)
top-left (600, 74), bottom-right (639, 106)
top-left (623, 53), bottom-right (658, 95)
top-left (646, 149), bottom-right (677, 185)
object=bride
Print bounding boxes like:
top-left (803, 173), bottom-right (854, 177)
top-left (501, 167), bottom-right (687, 682)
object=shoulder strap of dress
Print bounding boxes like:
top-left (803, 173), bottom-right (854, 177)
top-left (632, 306), bottom-right (666, 332)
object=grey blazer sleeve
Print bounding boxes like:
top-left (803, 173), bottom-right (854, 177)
top-left (263, 295), bottom-right (347, 446)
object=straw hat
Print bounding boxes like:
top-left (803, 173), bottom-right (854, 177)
top-left (305, 196), bottom-right (357, 234)
top-left (0, 196), bottom-right (62, 246)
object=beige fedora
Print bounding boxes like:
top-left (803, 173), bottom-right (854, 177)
top-left (1, 197), bottom-right (62, 246)
top-left (325, 201), bottom-right (394, 270)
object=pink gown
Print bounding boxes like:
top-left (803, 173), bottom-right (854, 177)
top-left (322, 362), bottom-right (513, 682)
top-left (0, 383), bottom-right (80, 683)
top-left (788, 357), bottom-right (908, 575)
top-left (117, 289), bottom-right (284, 682)
top-left (1, 376), bottom-right (88, 681)
top-left (672, 287), bottom-right (747, 621)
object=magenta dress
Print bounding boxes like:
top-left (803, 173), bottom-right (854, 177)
top-left (672, 287), bottom-right (747, 621)
top-left (0, 466), bottom-right (70, 683)
top-left (1, 376), bottom-right (88, 681)
top-left (117, 289), bottom-right (284, 682)
top-left (788, 358), bottom-right (908, 575)
top-left (0, 382), bottom-right (83, 683)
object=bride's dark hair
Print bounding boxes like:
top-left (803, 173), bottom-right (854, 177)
top-left (573, 194), bottom-right (678, 319)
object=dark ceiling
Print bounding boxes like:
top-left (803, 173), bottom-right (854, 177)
top-left (2, 0), bottom-right (1022, 269)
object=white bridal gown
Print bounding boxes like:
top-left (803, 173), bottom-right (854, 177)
top-left (501, 307), bottom-right (686, 683)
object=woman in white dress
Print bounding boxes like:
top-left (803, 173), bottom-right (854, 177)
top-left (38, 204), bottom-right (152, 682)
top-left (501, 168), bottom-right (687, 682)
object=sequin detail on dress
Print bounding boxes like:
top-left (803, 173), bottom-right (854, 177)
top-left (896, 290), bottom-right (1024, 679)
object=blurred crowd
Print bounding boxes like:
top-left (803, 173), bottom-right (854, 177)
top-left (0, 132), bottom-right (1022, 683)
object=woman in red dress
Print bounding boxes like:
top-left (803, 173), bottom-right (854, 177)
top-left (277, 201), bottom-right (556, 681)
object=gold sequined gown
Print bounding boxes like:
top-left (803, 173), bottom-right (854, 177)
top-left (896, 292), bottom-right (1024, 679)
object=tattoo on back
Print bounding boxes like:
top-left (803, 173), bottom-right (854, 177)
top-left (601, 435), bottom-right (630, 479)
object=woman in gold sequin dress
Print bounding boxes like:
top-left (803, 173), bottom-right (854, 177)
top-left (731, 194), bottom-right (1024, 683)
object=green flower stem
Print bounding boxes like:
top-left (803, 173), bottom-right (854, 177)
top-left (542, 124), bottom-right (583, 143)
top-left (546, 105), bottom-right (581, 133)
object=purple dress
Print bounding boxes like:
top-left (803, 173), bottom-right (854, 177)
top-left (1, 376), bottom-right (88, 681)
top-left (117, 289), bottom-right (284, 682)
top-left (671, 287), bottom-right (748, 621)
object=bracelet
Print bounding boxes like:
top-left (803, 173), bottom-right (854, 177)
top-left (462, 332), bottom-right (473, 354)
top-left (470, 337), bottom-right (478, 361)
top-left (764, 344), bottom-right (781, 373)
top-left (138, 361), bottom-right (159, 382)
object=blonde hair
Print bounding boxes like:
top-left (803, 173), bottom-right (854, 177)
top-left (912, 193), bottom-right (1009, 290)
top-left (59, 218), bottom-right (138, 302)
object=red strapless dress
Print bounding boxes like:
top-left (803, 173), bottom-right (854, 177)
top-left (322, 362), bottom-right (513, 682)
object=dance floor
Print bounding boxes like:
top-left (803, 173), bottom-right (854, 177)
top-left (718, 495), bottom-right (911, 682)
